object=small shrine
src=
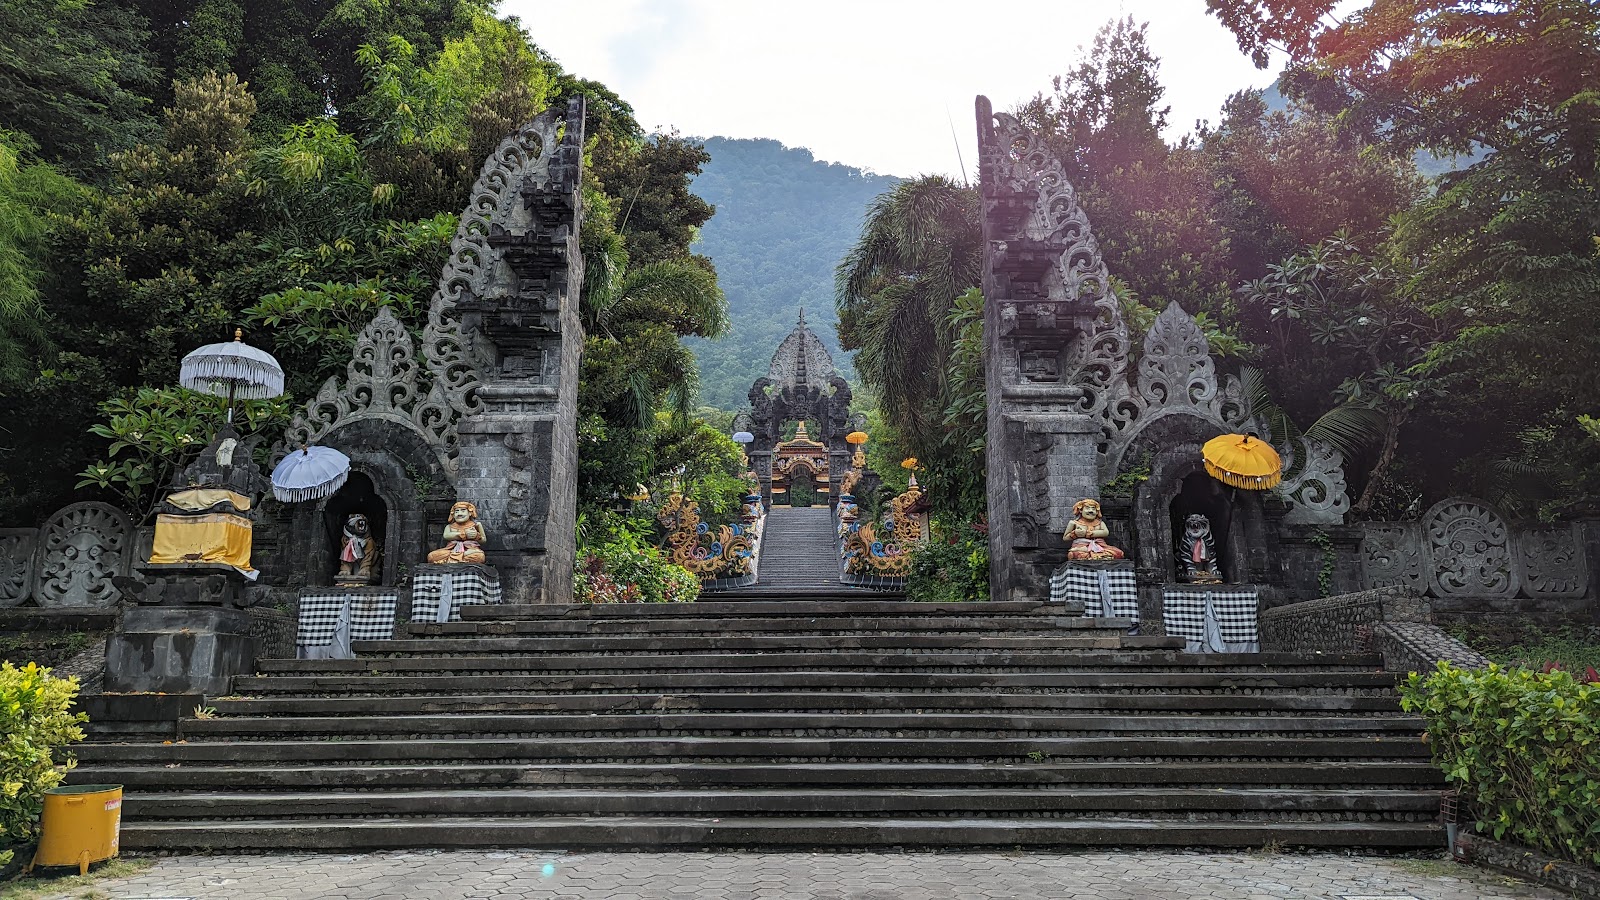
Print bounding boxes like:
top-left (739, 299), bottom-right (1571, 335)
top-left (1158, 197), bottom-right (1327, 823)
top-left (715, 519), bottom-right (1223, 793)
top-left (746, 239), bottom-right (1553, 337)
top-left (770, 422), bottom-right (830, 507)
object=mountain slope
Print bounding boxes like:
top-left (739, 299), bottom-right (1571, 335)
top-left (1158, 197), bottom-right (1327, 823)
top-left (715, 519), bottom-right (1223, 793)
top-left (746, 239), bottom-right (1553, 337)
top-left (689, 137), bottom-right (901, 410)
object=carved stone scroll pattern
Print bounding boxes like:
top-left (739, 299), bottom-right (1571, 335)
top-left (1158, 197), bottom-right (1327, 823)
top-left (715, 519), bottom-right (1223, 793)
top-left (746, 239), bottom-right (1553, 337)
top-left (988, 112), bottom-right (1129, 418)
top-left (1423, 498), bottom-right (1518, 598)
top-left (0, 529), bottom-right (36, 607)
top-left (1359, 523), bottom-right (1425, 591)
top-left (1279, 437), bottom-right (1351, 525)
top-left (35, 502), bottom-right (130, 608)
top-left (1519, 524), bottom-right (1589, 598)
top-left (1099, 301), bottom-right (1251, 475)
top-left (281, 308), bottom-right (460, 471)
top-left (422, 119), bottom-right (555, 419)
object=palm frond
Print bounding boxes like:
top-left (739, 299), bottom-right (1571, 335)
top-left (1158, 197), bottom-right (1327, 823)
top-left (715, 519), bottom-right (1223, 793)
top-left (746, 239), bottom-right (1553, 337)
top-left (1303, 405), bottom-right (1387, 460)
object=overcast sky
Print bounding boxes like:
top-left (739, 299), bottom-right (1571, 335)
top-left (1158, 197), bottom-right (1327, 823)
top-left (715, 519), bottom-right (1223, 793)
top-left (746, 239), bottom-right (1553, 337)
top-left (502, 0), bottom-right (1284, 178)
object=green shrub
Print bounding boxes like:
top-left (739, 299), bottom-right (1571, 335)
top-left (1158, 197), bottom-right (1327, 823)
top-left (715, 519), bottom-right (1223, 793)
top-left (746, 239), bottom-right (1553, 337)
top-left (906, 521), bottom-right (989, 603)
top-left (574, 513), bottom-right (699, 604)
top-left (1, 662), bottom-right (88, 867)
top-left (1399, 662), bottom-right (1600, 866)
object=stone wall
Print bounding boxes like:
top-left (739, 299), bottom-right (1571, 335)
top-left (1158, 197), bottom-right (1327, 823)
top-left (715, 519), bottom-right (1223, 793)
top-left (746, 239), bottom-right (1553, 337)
top-left (1260, 585), bottom-right (1490, 673)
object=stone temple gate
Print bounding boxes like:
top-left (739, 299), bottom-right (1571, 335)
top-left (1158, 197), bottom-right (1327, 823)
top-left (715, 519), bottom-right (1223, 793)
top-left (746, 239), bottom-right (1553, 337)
top-left (734, 313), bottom-right (859, 508)
top-left (974, 97), bottom-right (1351, 605)
top-left (260, 100), bottom-right (588, 604)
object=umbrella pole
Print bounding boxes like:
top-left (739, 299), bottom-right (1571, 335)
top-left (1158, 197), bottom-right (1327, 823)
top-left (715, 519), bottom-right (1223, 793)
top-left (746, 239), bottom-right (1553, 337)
top-left (226, 381), bottom-right (236, 424)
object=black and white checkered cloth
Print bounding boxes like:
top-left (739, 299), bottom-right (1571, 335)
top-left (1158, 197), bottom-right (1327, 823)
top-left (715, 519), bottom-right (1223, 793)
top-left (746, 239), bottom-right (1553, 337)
top-left (296, 590), bottom-right (398, 649)
top-left (410, 566), bottom-right (502, 623)
top-left (1162, 588), bottom-right (1259, 644)
top-left (1050, 564), bottom-right (1139, 621)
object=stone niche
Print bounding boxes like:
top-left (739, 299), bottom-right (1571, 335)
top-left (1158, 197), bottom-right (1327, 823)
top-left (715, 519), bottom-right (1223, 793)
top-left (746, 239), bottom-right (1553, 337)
top-left (268, 418), bottom-right (452, 590)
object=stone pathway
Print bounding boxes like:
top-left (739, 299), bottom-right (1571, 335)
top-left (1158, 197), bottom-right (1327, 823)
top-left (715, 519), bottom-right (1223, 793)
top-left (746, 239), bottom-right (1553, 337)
top-left (47, 850), bottom-right (1565, 899)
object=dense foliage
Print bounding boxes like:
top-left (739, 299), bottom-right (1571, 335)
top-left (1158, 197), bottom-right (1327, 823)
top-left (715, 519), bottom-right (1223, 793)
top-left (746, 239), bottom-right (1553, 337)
top-left (573, 512), bottom-right (699, 604)
top-left (688, 137), bottom-right (899, 409)
top-left (1400, 663), bottom-right (1600, 866)
top-left (905, 521), bottom-right (990, 604)
top-left (0, 662), bottom-right (87, 868)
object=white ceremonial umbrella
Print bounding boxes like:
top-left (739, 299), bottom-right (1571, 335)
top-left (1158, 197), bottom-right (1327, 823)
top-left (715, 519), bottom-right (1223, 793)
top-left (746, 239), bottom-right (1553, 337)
top-left (270, 445), bottom-right (352, 503)
top-left (180, 328), bottom-right (285, 420)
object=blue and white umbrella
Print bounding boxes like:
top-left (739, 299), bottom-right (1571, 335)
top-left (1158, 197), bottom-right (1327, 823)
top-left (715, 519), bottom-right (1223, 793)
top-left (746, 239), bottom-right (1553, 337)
top-left (270, 445), bottom-right (351, 503)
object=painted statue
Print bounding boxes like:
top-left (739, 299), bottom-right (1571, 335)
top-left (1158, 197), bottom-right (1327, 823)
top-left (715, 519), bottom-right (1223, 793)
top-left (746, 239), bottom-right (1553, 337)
top-left (427, 501), bottom-right (488, 564)
top-left (1064, 499), bottom-right (1124, 561)
top-left (336, 513), bottom-right (379, 585)
top-left (1176, 513), bottom-right (1223, 584)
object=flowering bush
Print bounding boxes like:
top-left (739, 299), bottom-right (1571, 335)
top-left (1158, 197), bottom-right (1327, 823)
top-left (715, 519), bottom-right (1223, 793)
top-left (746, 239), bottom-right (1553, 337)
top-left (1, 662), bottom-right (87, 868)
top-left (573, 514), bottom-right (699, 604)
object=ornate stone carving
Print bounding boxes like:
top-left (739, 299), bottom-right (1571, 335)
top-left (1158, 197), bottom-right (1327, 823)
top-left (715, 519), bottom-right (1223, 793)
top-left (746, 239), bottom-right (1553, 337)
top-left (1359, 523), bottom-right (1425, 591)
top-left (1101, 301), bottom-right (1250, 473)
top-left (282, 308), bottom-right (461, 471)
top-left (0, 528), bottom-right (37, 607)
top-left (657, 493), bottom-right (756, 579)
top-left (1518, 523), bottom-right (1589, 598)
top-left (35, 502), bottom-right (132, 608)
top-left (1278, 437), bottom-right (1352, 525)
top-left (1423, 498), bottom-right (1518, 598)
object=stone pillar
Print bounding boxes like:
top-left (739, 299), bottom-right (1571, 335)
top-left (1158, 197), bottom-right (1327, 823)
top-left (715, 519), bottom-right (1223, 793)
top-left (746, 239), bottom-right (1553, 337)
top-left (106, 564), bottom-right (257, 695)
top-left (976, 95), bottom-right (1109, 603)
top-left (454, 99), bottom-right (586, 603)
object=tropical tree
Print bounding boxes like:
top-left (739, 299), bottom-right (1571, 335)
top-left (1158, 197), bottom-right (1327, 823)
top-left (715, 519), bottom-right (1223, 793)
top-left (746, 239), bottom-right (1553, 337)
top-left (835, 175), bottom-right (984, 519)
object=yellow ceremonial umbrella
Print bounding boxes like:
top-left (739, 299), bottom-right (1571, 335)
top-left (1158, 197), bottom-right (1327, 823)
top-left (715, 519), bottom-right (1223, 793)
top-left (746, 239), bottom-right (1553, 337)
top-left (1202, 433), bottom-right (1282, 490)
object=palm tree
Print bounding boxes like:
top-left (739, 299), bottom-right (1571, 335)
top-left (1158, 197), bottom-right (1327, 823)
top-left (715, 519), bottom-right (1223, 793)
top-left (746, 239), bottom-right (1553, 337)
top-left (835, 176), bottom-right (981, 445)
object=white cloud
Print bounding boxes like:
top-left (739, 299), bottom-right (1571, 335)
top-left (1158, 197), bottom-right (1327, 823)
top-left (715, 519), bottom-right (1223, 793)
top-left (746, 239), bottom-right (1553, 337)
top-left (505, 0), bottom-right (1281, 177)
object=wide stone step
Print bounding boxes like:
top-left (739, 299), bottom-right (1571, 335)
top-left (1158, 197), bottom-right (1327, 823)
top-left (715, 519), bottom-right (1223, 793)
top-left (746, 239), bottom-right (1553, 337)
top-left (412, 614), bottom-right (1102, 635)
top-left (76, 735), bottom-right (1431, 765)
top-left (71, 760), bottom-right (1446, 791)
top-left (231, 671), bottom-right (1403, 696)
top-left (119, 787), bottom-right (1443, 820)
top-left (254, 651), bottom-right (1376, 675)
top-left (113, 815), bottom-right (1444, 851)
top-left (349, 633), bottom-right (1167, 656)
top-left (461, 600), bottom-right (1028, 620)
top-left (179, 712), bottom-right (1425, 741)
top-left (207, 691), bottom-right (1405, 718)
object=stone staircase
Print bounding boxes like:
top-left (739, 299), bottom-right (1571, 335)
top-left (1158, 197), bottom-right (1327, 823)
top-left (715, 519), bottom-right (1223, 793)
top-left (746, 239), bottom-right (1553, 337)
top-left (70, 598), bottom-right (1446, 851)
top-left (746, 506), bottom-right (851, 593)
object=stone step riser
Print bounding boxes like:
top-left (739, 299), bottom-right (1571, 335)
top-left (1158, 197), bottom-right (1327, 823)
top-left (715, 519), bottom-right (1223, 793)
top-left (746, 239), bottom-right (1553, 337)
top-left (408, 621), bottom-right (1121, 636)
top-left (467, 601), bottom-right (1050, 621)
top-left (348, 638), bottom-right (1182, 657)
top-left (112, 818), bottom-right (1446, 852)
top-left (180, 714), bottom-right (1426, 741)
top-left (69, 764), bottom-right (1447, 792)
top-left (253, 657), bottom-right (1388, 675)
top-left (207, 693), bottom-right (1405, 716)
top-left (76, 736), bottom-right (1432, 765)
top-left (120, 789), bottom-right (1443, 820)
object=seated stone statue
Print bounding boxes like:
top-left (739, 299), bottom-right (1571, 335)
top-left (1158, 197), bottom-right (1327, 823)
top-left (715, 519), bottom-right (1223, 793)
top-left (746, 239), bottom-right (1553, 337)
top-left (427, 501), bottom-right (487, 564)
top-left (1176, 513), bottom-right (1223, 584)
top-left (1064, 499), bottom-right (1124, 560)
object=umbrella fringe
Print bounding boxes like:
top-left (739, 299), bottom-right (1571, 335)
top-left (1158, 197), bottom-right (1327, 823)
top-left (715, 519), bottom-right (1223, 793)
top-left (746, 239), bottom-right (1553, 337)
top-left (272, 469), bottom-right (349, 504)
top-left (179, 351), bottom-right (286, 399)
top-left (1204, 460), bottom-right (1283, 490)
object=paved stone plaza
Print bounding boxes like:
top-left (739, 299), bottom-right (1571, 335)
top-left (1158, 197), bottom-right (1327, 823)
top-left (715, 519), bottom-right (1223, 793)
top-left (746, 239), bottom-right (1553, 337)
top-left (46, 851), bottom-right (1563, 899)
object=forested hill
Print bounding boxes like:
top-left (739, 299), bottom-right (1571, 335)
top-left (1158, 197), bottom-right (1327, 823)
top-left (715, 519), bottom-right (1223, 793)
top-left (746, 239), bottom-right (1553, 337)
top-left (687, 137), bottom-right (901, 410)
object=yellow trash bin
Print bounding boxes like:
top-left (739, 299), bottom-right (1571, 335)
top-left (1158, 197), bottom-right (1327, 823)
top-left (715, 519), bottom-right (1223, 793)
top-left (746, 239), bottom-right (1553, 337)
top-left (31, 784), bottom-right (122, 875)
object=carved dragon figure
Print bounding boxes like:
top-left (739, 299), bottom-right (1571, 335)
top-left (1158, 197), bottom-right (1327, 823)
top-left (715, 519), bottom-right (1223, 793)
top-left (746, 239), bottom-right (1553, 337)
top-left (656, 492), bottom-right (756, 579)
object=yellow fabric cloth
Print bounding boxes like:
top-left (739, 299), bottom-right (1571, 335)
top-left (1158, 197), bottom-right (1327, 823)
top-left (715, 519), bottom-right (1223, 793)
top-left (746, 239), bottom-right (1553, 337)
top-left (149, 512), bottom-right (256, 571)
top-left (164, 488), bottom-right (252, 512)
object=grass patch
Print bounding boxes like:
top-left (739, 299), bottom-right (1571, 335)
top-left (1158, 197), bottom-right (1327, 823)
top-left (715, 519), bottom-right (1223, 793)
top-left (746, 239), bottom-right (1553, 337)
top-left (1449, 623), bottom-right (1600, 672)
top-left (0, 858), bottom-right (153, 900)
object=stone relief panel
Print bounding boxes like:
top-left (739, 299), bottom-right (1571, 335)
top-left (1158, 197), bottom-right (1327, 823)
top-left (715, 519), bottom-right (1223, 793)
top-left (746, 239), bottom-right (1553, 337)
top-left (1422, 498), bottom-right (1519, 598)
top-left (1359, 523), bottom-right (1426, 592)
top-left (1279, 437), bottom-right (1352, 526)
top-left (1519, 524), bottom-right (1589, 599)
top-left (0, 528), bottom-right (37, 606)
top-left (34, 502), bottom-right (132, 608)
